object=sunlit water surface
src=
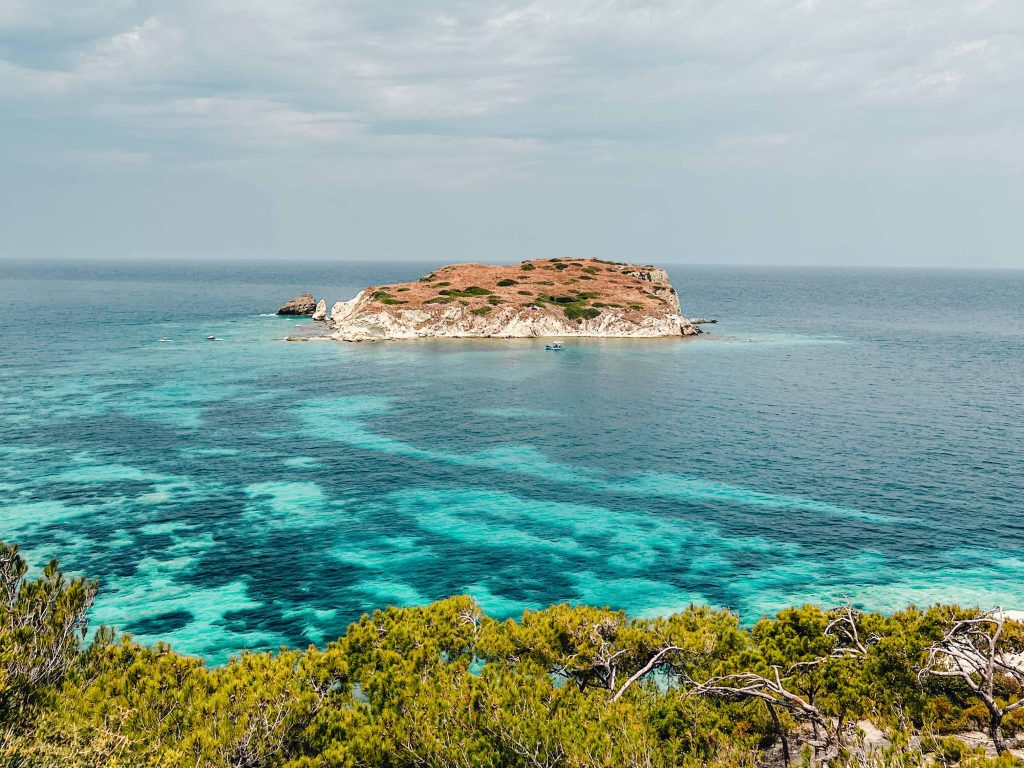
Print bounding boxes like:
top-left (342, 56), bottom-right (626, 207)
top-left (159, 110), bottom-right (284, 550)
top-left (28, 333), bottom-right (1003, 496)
top-left (1, 260), bottom-right (1022, 662)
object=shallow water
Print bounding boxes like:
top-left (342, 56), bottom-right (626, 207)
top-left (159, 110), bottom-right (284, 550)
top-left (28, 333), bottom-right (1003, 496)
top-left (1, 259), bottom-right (1022, 662)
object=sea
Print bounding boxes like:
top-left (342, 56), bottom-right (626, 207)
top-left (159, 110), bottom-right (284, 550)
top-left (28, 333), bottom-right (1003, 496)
top-left (1, 259), bottom-right (1021, 663)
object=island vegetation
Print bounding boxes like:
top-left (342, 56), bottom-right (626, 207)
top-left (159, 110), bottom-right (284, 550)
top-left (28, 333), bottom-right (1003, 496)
top-left (2, 541), bottom-right (1022, 767)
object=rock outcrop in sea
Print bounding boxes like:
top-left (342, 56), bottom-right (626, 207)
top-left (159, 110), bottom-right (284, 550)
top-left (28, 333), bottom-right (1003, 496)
top-left (299, 259), bottom-right (701, 342)
top-left (277, 292), bottom-right (318, 316)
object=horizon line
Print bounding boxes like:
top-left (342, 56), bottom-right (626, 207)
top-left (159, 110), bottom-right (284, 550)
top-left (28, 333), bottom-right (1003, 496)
top-left (2, 255), bottom-right (1023, 271)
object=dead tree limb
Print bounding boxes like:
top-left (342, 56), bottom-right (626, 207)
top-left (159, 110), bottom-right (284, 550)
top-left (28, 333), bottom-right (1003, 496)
top-left (917, 607), bottom-right (1024, 756)
top-left (609, 645), bottom-right (684, 702)
top-left (825, 601), bottom-right (877, 659)
top-left (689, 667), bottom-right (840, 766)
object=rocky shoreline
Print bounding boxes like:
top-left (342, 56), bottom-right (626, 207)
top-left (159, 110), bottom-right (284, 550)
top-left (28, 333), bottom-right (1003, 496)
top-left (281, 258), bottom-right (704, 342)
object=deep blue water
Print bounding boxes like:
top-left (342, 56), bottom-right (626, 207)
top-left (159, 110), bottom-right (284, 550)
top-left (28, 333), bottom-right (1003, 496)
top-left (1, 259), bottom-right (1022, 663)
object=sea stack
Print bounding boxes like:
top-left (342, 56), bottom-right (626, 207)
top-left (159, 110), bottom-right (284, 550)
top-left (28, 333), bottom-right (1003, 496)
top-left (320, 258), bottom-right (702, 341)
top-left (277, 292), bottom-right (318, 316)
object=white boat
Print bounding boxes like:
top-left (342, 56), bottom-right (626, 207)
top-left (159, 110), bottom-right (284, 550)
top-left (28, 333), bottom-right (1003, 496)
top-left (544, 341), bottom-right (565, 351)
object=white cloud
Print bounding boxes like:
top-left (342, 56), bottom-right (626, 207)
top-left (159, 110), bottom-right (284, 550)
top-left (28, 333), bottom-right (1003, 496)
top-left (58, 148), bottom-right (154, 166)
top-left (70, 16), bottom-right (186, 85)
top-left (1, 0), bottom-right (1023, 265)
top-left (716, 134), bottom-right (794, 149)
top-left (3, 0), bottom-right (1021, 165)
top-left (0, 0), bottom-right (135, 32)
top-left (130, 96), bottom-right (362, 147)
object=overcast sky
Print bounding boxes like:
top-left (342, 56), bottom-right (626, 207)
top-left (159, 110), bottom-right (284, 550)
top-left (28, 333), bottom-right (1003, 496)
top-left (1, 1), bottom-right (1022, 266)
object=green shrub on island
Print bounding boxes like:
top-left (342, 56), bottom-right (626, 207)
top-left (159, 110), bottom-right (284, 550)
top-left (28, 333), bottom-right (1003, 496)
top-left (564, 305), bottom-right (602, 321)
top-left (2, 540), bottom-right (1024, 768)
top-left (530, 292), bottom-right (603, 321)
top-left (441, 286), bottom-right (493, 298)
top-left (371, 290), bottom-right (405, 305)
top-left (520, 263), bottom-right (536, 271)
top-left (497, 279), bottom-right (518, 287)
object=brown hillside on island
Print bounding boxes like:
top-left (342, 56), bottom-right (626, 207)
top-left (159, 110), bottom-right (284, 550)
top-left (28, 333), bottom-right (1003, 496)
top-left (364, 259), bottom-right (677, 315)
top-left (304, 258), bottom-right (702, 341)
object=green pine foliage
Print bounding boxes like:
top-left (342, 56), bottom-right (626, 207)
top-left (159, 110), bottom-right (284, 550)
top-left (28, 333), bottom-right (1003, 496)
top-left (1, 540), bottom-right (1023, 767)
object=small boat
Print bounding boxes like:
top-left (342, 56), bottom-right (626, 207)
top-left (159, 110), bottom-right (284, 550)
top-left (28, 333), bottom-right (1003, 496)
top-left (544, 341), bottom-right (565, 351)
top-left (158, 337), bottom-right (172, 343)
top-left (206, 335), bottom-right (223, 341)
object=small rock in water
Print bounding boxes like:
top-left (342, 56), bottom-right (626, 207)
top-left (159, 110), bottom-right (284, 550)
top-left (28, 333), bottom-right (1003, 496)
top-left (277, 292), bottom-right (318, 316)
top-left (311, 299), bottom-right (327, 321)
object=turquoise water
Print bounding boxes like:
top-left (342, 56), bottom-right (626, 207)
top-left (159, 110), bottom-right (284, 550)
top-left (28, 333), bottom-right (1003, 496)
top-left (1, 260), bottom-right (1022, 662)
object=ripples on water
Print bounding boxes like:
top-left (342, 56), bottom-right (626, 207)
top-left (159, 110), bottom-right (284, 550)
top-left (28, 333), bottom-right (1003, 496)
top-left (1, 260), bottom-right (1022, 662)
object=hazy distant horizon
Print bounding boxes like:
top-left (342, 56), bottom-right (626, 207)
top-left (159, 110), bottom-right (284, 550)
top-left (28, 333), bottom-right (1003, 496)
top-left (3, 254), bottom-right (1022, 271)
top-left (3, 1), bottom-right (1022, 269)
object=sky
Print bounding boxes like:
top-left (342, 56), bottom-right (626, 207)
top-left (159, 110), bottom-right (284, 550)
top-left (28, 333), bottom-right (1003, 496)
top-left (1, 0), bottom-right (1022, 266)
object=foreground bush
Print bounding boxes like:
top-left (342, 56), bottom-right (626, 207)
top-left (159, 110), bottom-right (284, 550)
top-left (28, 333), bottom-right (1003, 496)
top-left (1, 541), bottom-right (1022, 767)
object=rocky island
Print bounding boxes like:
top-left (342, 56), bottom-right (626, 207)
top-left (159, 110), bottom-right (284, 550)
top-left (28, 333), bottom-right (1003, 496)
top-left (293, 258), bottom-right (701, 342)
top-left (277, 292), bottom-right (318, 316)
